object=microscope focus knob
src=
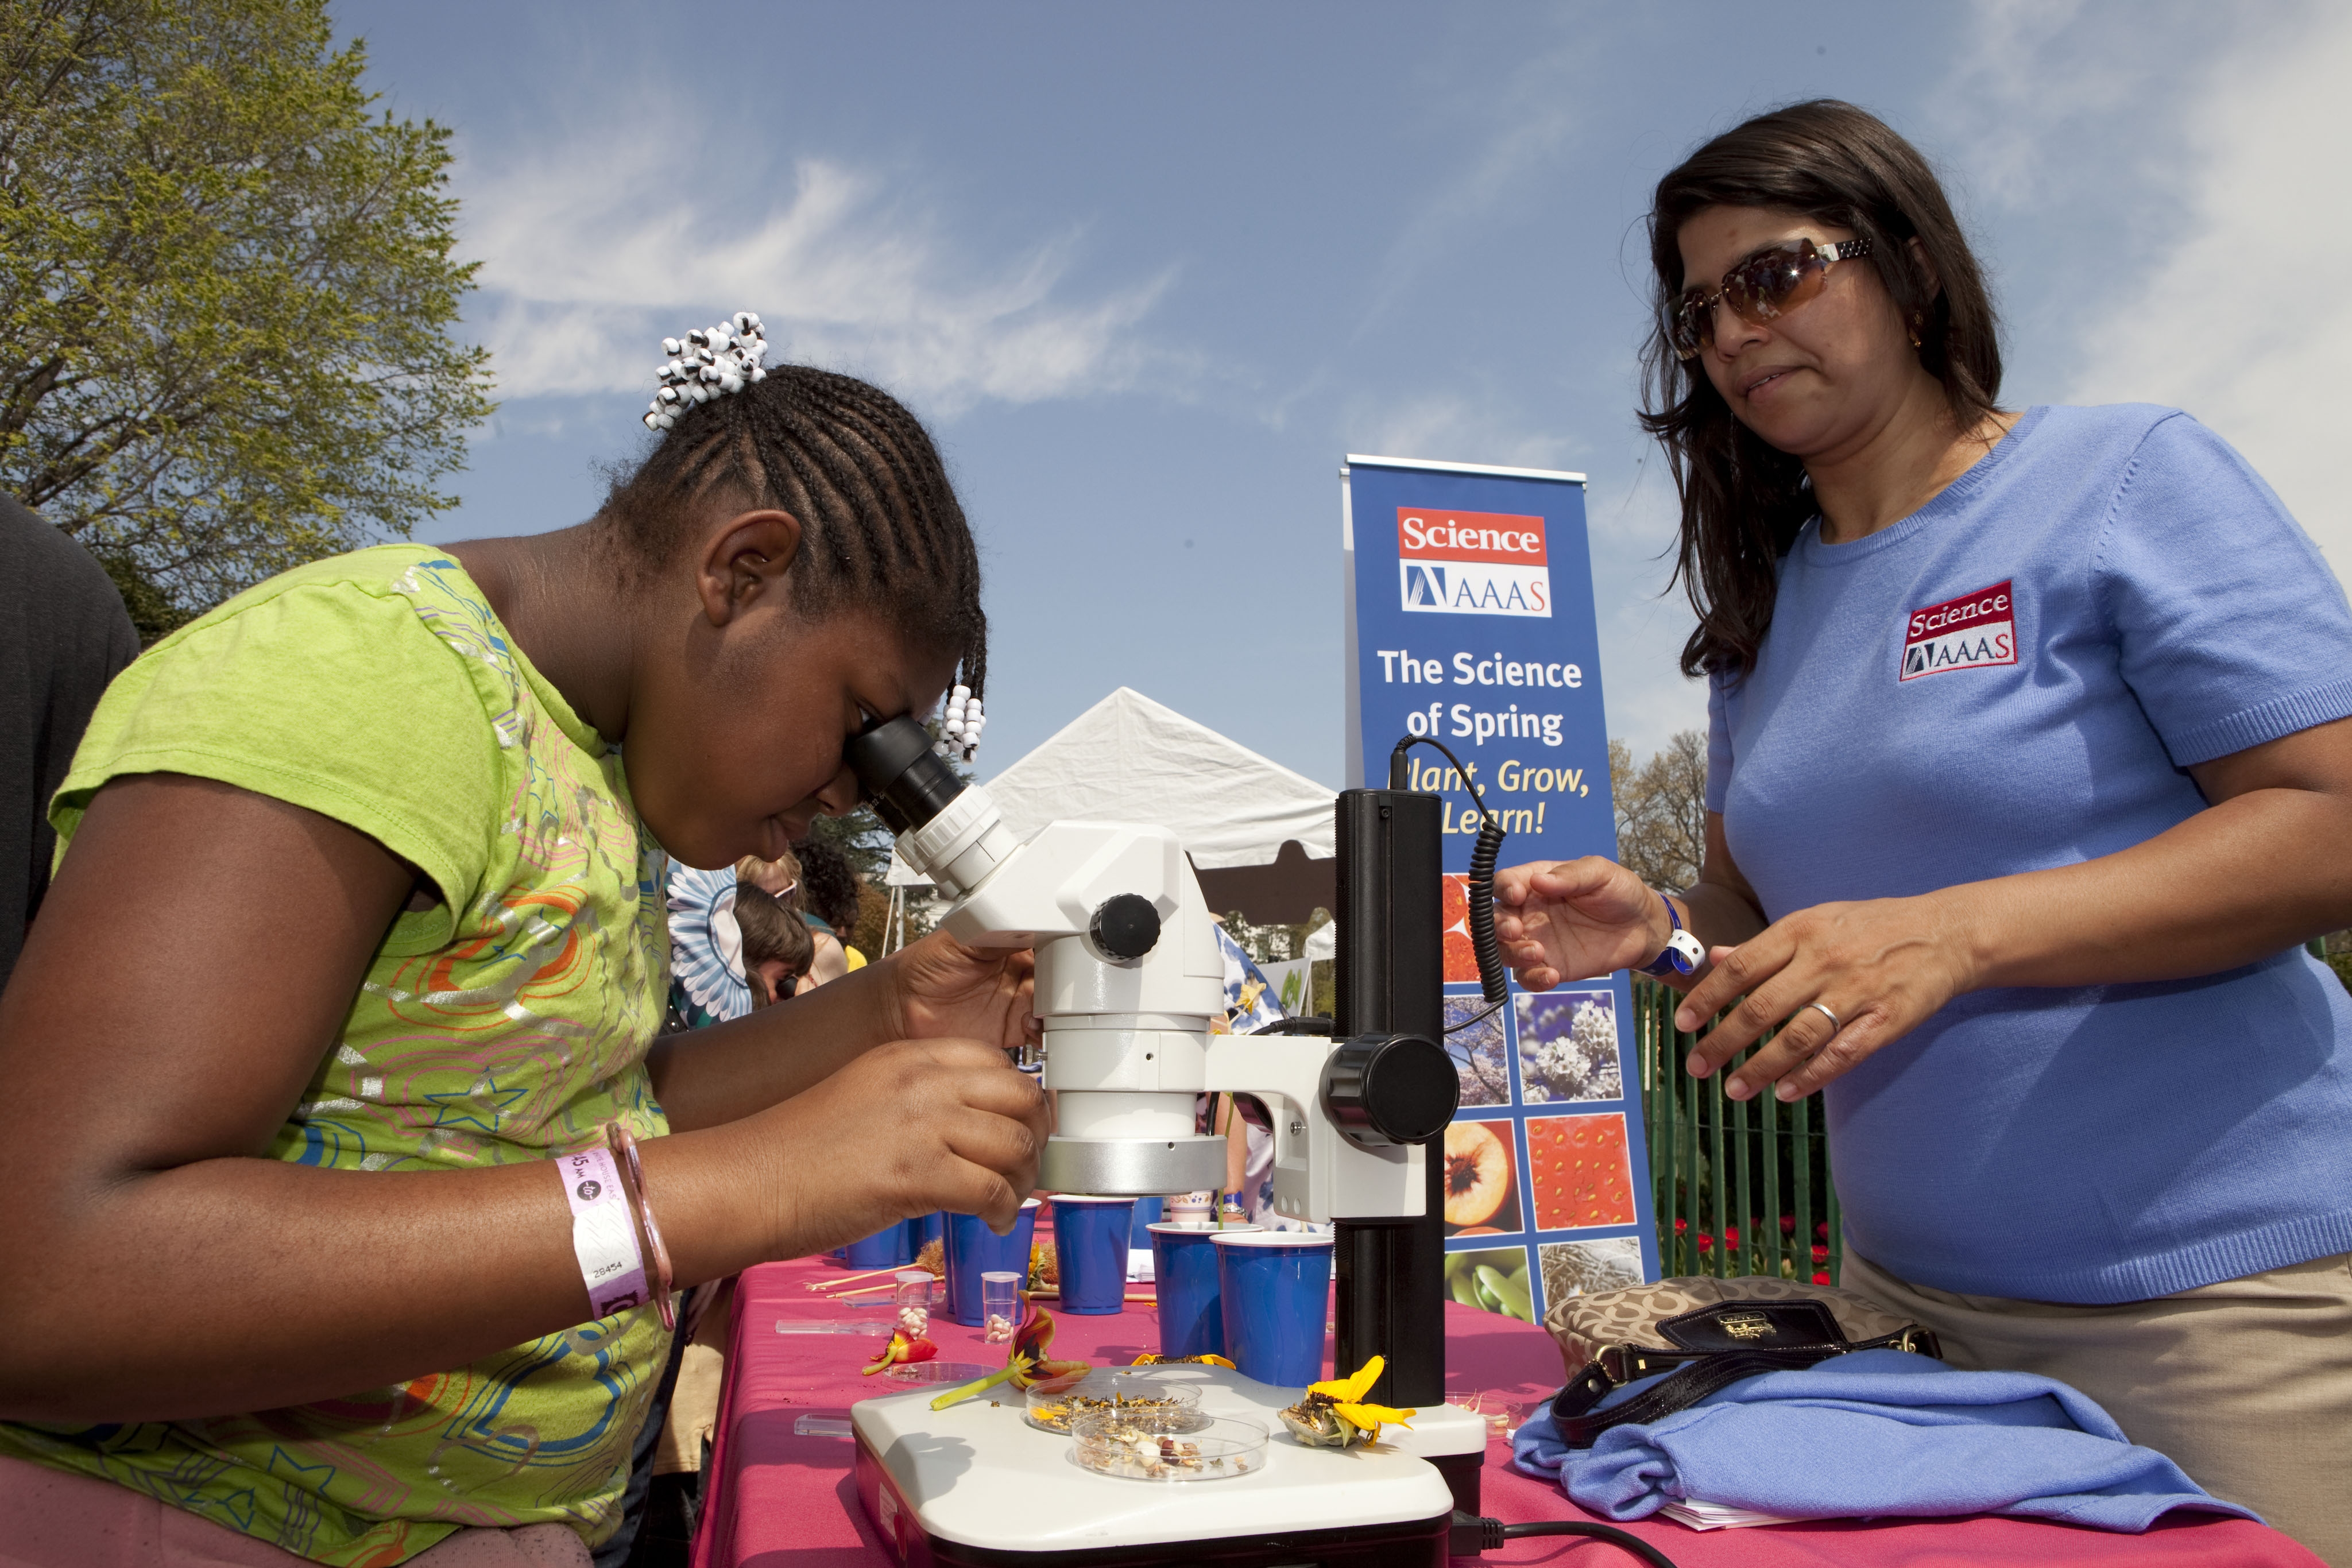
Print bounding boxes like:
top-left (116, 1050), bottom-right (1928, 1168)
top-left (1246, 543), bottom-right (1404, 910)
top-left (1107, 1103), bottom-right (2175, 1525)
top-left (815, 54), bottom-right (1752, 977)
top-left (1320, 1033), bottom-right (1459, 1148)
top-left (1088, 893), bottom-right (1162, 963)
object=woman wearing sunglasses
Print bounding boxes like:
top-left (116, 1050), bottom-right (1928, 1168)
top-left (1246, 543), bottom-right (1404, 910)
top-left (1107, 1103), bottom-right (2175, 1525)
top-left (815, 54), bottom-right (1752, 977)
top-left (1496, 99), bottom-right (2352, 1561)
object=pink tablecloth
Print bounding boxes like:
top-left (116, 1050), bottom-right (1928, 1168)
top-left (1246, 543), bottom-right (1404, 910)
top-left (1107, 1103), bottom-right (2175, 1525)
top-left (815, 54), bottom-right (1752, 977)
top-left (694, 1256), bottom-right (2320, 1568)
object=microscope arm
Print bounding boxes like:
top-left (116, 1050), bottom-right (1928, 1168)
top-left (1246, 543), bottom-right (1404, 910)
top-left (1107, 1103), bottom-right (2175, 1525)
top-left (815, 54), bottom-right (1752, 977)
top-left (1204, 1034), bottom-right (1425, 1226)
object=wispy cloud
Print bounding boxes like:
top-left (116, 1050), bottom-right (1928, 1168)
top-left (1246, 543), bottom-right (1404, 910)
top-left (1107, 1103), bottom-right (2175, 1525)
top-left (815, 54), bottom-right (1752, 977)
top-left (2055, 7), bottom-right (2352, 567)
top-left (1345, 388), bottom-right (1576, 473)
top-left (1351, 34), bottom-right (1591, 334)
top-left (456, 119), bottom-right (1183, 417)
top-left (1931, 2), bottom-right (2349, 565)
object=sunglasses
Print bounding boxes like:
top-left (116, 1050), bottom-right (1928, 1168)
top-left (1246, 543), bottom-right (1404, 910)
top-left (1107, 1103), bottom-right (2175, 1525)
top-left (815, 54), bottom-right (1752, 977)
top-left (1669, 235), bottom-right (1874, 361)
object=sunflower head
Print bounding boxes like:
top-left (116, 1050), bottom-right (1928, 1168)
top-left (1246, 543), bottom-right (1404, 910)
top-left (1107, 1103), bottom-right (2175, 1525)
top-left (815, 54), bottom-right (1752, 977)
top-left (1282, 1356), bottom-right (1415, 1445)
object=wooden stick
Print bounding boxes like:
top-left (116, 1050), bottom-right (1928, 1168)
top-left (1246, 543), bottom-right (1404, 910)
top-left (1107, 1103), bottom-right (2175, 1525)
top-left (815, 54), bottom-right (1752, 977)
top-left (806, 1265), bottom-right (916, 1293)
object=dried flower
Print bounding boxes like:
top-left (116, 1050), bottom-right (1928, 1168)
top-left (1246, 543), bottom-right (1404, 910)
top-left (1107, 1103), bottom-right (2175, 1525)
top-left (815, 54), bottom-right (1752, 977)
top-left (929, 1306), bottom-right (1089, 1410)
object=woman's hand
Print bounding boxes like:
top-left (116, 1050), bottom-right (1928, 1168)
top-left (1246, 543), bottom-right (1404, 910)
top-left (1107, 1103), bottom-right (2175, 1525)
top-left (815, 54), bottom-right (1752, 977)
top-left (1495, 856), bottom-right (1671, 990)
top-left (1675, 893), bottom-right (1978, 1101)
top-left (882, 928), bottom-right (1038, 1054)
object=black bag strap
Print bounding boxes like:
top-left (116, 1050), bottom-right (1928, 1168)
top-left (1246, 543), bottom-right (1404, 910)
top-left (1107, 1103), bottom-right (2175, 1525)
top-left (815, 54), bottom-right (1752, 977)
top-left (1550, 1325), bottom-right (1939, 1449)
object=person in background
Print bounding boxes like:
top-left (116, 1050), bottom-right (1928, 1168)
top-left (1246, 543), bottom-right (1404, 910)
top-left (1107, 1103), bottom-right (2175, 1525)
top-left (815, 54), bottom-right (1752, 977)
top-left (733, 881), bottom-right (813, 1008)
top-left (1495, 100), bottom-right (2352, 1560)
top-left (1210, 920), bottom-right (1285, 1229)
top-left (734, 848), bottom-right (844, 994)
top-left (734, 849), bottom-right (800, 907)
top-left (662, 850), bottom-right (803, 1033)
top-left (793, 836), bottom-right (871, 970)
top-left (0, 496), bottom-right (138, 991)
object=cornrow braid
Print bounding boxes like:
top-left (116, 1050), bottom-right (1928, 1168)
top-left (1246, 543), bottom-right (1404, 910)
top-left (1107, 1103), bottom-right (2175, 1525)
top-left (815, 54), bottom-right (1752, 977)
top-left (604, 362), bottom-right (987, 703)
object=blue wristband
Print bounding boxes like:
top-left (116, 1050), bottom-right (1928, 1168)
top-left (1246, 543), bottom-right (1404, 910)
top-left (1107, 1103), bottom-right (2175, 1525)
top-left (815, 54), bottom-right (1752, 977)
top-left (1638, 891), bottom-right (1703, 977)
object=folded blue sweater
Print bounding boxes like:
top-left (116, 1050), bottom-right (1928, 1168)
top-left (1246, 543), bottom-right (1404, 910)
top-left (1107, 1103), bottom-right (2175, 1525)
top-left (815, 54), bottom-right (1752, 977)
top-left (1511, 1349), bottom-right (2256, 1531)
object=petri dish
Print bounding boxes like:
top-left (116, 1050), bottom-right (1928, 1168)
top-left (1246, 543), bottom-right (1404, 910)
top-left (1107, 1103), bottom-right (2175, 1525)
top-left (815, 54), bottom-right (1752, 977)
top-left (880, 1360), bottom-right (993, 1385)
top-left (1023, 1368), bottom-right (1202, 1434)
top-left (1072, 1409), bottom-right (1267, 1482)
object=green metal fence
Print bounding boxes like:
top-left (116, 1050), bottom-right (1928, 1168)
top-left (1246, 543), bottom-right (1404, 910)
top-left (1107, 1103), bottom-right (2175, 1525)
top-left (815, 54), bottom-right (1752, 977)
top-left (1631, 978), bottom-right (1842, 1285)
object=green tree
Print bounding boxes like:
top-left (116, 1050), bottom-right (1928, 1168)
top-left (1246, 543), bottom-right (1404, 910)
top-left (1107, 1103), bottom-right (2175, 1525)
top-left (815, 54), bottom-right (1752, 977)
top-left (1610, 729), bottom-right (1708, 891)
top-left (0, 0), bottom-right (492, 639)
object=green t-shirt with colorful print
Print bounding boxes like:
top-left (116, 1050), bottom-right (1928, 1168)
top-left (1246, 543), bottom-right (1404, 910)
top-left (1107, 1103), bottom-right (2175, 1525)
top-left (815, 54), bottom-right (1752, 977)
top-left (0, 545), bottom-right (674, 1564)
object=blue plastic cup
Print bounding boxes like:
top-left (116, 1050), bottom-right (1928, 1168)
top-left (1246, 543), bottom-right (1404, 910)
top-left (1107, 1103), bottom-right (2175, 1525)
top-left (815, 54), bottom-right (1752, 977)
top-left (945, 1199), bottom-right (1040, 1327)
top-left (1127, 1196), bottom-right (1165, 1251)
top-left (1051, 1195), bottom-right (1137, 1315)
top-left (1149, 1221), bottom-right (1256, 1357)
top-left (1214, 1230), bottom-right (1334, 1388)
top-left (842, 1220), bottom-right (909, 1270)
top-left (910, 1210), bottom-right (945, 1256)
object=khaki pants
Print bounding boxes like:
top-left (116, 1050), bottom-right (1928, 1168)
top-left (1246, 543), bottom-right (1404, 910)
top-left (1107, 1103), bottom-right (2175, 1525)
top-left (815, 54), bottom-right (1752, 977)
top-left (1841, 1246), bottom-right (2352, 1566)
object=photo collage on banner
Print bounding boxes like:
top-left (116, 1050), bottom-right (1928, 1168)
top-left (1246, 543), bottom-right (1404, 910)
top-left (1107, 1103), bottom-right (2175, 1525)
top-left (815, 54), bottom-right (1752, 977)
top-left (1342, 455), bottom-right (1660, 1328)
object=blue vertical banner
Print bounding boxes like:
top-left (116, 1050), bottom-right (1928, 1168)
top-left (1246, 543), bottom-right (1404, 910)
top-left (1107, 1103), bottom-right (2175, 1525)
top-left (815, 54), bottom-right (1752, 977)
top-left (1341, 454), bottom-right (1660, 1326)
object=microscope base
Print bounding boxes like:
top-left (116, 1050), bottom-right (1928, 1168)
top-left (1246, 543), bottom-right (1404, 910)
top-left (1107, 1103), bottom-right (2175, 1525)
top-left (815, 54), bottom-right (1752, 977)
top-left (851, 1368), bottom-right (1488, 1567)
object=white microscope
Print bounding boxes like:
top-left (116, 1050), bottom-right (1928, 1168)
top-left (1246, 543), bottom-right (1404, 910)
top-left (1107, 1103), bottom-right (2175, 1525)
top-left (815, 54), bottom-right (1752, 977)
top-left (841, 717), bottom-right (1493, 1568)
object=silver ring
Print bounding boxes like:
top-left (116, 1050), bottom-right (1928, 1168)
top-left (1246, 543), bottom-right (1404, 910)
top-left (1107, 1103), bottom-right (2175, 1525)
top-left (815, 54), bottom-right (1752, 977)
top-left (1805, 1001), bottom-right (1842, 1033)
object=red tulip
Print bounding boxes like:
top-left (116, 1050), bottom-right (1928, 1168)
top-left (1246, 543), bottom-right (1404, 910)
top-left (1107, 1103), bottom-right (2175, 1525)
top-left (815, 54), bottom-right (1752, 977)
top-left (861, 1331), bottom-right (939, 1376)
top-left (929, 1306), bottom-right (1089, 1410)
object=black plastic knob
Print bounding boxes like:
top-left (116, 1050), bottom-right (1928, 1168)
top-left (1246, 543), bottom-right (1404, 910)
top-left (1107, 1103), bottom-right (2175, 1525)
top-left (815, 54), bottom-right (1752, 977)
top-left (1320, 1032), bottom-right (1459, 1147)
top-left (1089, 894), bottom-right (1162, 962)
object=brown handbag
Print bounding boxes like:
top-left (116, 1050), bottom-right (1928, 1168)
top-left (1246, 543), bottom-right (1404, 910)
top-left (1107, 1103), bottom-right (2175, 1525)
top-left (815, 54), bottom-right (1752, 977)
top-left (1542, 1276), bottom-right (1940, 1450)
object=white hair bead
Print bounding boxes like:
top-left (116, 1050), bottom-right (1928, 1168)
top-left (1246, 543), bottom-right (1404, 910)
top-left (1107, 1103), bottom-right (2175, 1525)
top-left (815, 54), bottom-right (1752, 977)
top-left (644, 310), bottom-right (770, 433)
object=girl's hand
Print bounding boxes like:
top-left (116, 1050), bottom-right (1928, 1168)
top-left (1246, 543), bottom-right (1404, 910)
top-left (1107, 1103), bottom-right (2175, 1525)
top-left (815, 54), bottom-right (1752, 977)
top-left (1674, 893), bottom-right (1978, 1101)
top-left (883, 928), bottom-right (1038, 1055)
top-left (759, 1036), bottom-right (1051, 1247)
top-left (1494, 857), bottom-right (1671, 990)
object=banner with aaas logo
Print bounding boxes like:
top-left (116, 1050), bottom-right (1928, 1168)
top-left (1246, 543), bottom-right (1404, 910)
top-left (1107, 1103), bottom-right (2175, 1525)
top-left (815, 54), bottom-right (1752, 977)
top-left (1341, 455), bottom-right (1660, 1325)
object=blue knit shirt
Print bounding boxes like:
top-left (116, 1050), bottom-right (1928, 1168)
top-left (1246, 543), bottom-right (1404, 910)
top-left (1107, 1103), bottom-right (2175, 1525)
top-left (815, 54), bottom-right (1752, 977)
top-left (1707, 404), bottom-right (2352, 1302)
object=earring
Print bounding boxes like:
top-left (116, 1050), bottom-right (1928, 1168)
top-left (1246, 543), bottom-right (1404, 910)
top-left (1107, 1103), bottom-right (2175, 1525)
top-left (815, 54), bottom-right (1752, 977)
top-left (1908, 313), bottom-right (1924, 350)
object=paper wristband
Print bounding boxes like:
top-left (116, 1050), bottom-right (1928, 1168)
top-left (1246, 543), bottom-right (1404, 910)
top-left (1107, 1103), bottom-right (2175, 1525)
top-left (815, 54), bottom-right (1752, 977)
top-left (561, 1146), bottom-right (647, 1318)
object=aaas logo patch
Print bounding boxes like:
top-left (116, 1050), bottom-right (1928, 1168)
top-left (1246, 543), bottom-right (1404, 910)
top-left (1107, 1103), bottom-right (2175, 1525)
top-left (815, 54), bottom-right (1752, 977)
top-left (1396, 507), bottom-right (1550, 618)
top-left (1901, 580), bottom-right (2016, 681)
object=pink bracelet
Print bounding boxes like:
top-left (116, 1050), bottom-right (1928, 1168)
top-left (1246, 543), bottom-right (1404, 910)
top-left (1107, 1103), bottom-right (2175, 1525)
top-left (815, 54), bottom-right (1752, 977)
top-left (560, 1145), bottom-right (648, 1319)
top-left (606, 1122), bottom-right (676, 1331)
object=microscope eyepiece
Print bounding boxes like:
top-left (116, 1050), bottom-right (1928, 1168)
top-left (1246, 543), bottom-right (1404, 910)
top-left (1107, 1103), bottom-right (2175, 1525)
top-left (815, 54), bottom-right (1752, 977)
top-left (845, 714), bottom-right (967, 835)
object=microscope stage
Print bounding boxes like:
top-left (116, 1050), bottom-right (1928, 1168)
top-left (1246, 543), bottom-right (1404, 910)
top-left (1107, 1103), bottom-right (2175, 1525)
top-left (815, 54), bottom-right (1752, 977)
top-left (850, 1364), bottom-right (1486, 1567)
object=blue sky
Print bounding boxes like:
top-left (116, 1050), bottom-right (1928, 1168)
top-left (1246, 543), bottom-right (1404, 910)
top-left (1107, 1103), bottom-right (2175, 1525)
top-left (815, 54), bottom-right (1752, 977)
top-left (332, 1), bottom-right (2350, 787)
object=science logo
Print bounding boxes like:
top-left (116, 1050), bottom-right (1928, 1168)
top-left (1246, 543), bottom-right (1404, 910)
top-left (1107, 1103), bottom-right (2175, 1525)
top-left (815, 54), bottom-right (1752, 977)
top-left (1900, 579), bottom-right (2016, 681)
top-left (1397, 507), bottom-right (1550, 618)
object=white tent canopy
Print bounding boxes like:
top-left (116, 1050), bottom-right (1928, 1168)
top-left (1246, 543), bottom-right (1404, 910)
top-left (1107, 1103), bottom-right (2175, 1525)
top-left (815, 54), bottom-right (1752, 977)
top-left (887, 687), bottom-right (1335, 886)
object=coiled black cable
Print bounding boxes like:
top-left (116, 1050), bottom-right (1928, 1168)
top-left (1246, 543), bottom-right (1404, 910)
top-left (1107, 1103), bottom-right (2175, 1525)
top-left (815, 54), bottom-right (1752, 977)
top-left (1451, 1513), bottom-right (1681, 1567)
top-left (1465, 811), bottom-right (1507, 1011)
top-left (1388, 735), bottom-right (1508, 1032)
top-left (1498, 1519), bottom-right (1680, 1567)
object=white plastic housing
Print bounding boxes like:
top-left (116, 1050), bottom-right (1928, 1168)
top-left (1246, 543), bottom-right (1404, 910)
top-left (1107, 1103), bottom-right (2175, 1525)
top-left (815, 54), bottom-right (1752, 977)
top-left (901, 787), bottom-right (1425, 1223)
